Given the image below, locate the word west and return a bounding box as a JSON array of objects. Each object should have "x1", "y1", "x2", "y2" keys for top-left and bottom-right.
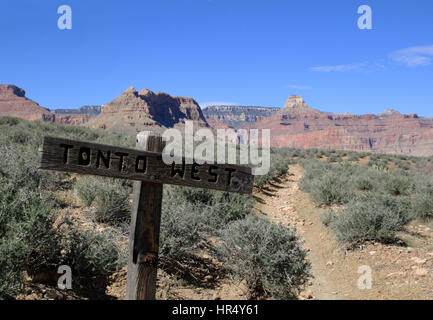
[
  {"x1": 57, "y1": 5, "x2": 72, "y2": 30},
  {"x1": 162, "y1": 121, "x2": 270, "y2": 175},
  {"x1": 39, "y1": 136, "x2": 253, "y2": 194},
  {"x1": 358, "y1": 5, "x2": 372, "y2": 30}
]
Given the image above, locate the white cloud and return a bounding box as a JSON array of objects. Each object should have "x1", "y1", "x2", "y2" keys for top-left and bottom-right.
[
  {"x1": 309, "y1": 63, "x2": 366, "y2": 72},
  {"x1": 286, "y1": 84, "x2": 312, "y2": 90},
  {"x1": 391, "y1": 45, "x2": 433, "y2": 67},
  {"x1": 199, "y1": 102, "x2": 239, "y2": 108}
]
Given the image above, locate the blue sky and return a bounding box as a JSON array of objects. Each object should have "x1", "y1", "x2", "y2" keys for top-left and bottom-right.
[{"x1": 1, "y1": 0, "x2": 432, "y2": 115}]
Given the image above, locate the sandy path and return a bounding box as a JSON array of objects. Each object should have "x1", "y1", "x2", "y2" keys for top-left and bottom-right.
[{"x1": 254, "y1": 165, "x2": 433, "y2": 300}]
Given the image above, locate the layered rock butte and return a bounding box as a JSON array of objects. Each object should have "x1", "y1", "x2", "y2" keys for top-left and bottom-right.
[
  {"x1": 248, "y1": 95, "x2": 433, "y2": 156},
  {"x1": 85, "y1": 87, "x2": 209, "y2": 134},
  {"x1": 0, "y1": 85, "x2": 54, "y2": 121},
  {"x1": 0, "y1": 85, "x2": 208, "y2": 134},
  {"x1": 2, "y1": 84, "x2": 433, "y2": 156}
]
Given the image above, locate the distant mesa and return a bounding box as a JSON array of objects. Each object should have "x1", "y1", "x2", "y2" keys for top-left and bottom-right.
[
  {"x1": 202, "y1": 105, "x2": 280, "y2": 129},
  {"x1": 54, "y1": 105, "x2": 102, "y2": 116},
  {"x1": 2, "y1": 84, "x2": 433, "y2": 156}
]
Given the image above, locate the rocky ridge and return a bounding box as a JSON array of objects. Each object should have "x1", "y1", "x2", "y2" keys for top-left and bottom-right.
[
  {"x1": 85, "y1": 87, "x2": 209, "y2": 134},
  {"x1": 0, "y1": 85, "x2": 54, "y2": 121},
  {"x1": 250, "y1": 95, "x2": 433, "y2": 156},
  {"x1": 202, "y1": 105, "x2": 280, "y2": 129}
]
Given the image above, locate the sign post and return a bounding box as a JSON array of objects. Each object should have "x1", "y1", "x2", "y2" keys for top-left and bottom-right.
[{"x1": 38, "y1": 133, "x2": 254, "y2": 300}]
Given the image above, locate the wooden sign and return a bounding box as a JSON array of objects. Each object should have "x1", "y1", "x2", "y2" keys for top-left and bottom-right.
[
  {"x1": 39, "y1": 136, "x2": 253, "y2": 194},
  {"x1": 38, "y1": 133, "x2": 254, "y2": 300}
]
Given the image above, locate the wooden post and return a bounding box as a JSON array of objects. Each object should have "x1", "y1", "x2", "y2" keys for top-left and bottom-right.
[
  {"x1": 38, "y1": 134, "x2": 254, "y2": 300},
  {"x1": 126, "y1": 132, "x2": 165, "y2": 300}
]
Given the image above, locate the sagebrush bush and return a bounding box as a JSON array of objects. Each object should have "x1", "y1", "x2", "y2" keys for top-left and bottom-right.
[
  {"x1": 319, "y1": 210, "x2": 336, "y2": 227},
  {"x1": 329, "y1": 194, "x2": 411, "y2": 245},
  {"x1": 94, "y1": 180, "x2": 131, "y2": 224},
  {"x1": 165, "y1": 185, "x2": 253, "y2": 232},
  {"x1": 383, "y1": 172, "x2": 411, "y2": 196},
  {"x1": 74, "y1": 178, "x2": 99, "y2": 206},
  {"x1": 219, "y1": 215, "x2": 311, "y2": 299},
  {"x1": 355, "y1": 177, "x2": 374, "y2": 191},
  {"x1": 160, "y1": 194, "x2": 203, "y2": 261},
  {"x1": 0, "y1": 117, "x2": 135, "y2": 298},
  {"x1": 411, "y1": 178, "x2": 433, "y2": 221},
  {"x1": 310, "y1": 172, "x2": 353, "y2": 205},
  {"x1": 74, "y1": 177, "x2": 131, "y2": 224},
  {"x1": 0, "y1": 147, "x2": 64, "y2": 299},
  {"x1": 300, "y1": 161, "x2": 354, "y2": 205},
  {"x1": 59, "y1": 217, "x2": 127, "y2": 276},
  {"x1": 254, "y1": 150, "x2": 290, "y2": 187}
]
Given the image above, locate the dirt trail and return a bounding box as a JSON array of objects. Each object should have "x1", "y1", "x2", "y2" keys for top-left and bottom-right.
[{"x1": 254, "y1": 165, "x2": 433, "y2": 300}]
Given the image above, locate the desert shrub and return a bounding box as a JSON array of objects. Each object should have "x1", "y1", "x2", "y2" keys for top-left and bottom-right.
[
  {"x1": 164, "y1": 185, "x2": 253, "y2": 232},
  {"x1": 411, "y1": 178, "x2": 433, "y2": 221},
  {"x1": 310, "y1": 172, "x2": 353, "y2": 205},
  {"x1": 368, "y1": 159, "x2": 388, "y2": 171},
  {"x1": 59, "y1": 217, "x2": 126, "y2": 276},
  {"x1": 74, "y1": 178, "x2": 99, "y2": 206},
  {"x1": 0, "y1": 116, "x2": 134, "y2": 153},
  {"x1": 300, "y1": 163, "x2": 354, "y2": 206},
  {"x1": 398, "y1": 161, "x2": 411, "y2": 170},
  {"x1": 319, "y1": 210, "x2": 336, "y2": 227},
  {"x1": 355, "y1": 177, "x2": 374, "y2": 191},
  {"x1": 0, "y1": 118, "x2": 135, "y2": 298},
  {"x1": 94, "y1": 180, "x2": 131, "y2": 224},
  {"x1": 174, "y1": 187, "x2": 214, "y2": 204},
  {"x1": 74, "y1": 177, "x2": 131, "y2": 224},
  {"x1": 327, "y1": 155, "x2": 337, "y2": 163},
  {"x1": 255, "y1": 151, "x2": 290, "y2": 188},
  {"x1": 329, "y1": 194, "x2": 411, "y2": 245},
  {"x1": 159, "y1": 197, "x2": 203, "y2": 261},
  {"x1": 348, "y1": 155, "x2": 360, "y2": 162},
  {"x1": 206, "y1": 192, "x2": 253, "y2": 229},
  {"x1": 219, "y1": 215, "x2": 311, "y2": 299},
  {"x1": 0, "y1": 237, "x2": 27, "y2": 299},
  {"x1": 383, "y1": 172, "x2": 411, "y2": 196},
  {"x1": 0, "y1": 187, "x2": 61, "y2": 299}
]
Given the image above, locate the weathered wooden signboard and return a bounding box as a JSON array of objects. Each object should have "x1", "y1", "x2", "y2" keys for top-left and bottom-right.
[
  {"x1": 39, "y1": 136, "x2": 253, "y2": 194},
  {"x1": 38, "y1": 134, "x2": 254, "y2": 300}
]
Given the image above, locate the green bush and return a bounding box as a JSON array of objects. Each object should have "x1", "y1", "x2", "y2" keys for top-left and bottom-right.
[
  {"x1": 0, "y1": 117, "x2": 135, "y2": 298},
  {"x1": 254, "y1": 151, "x2": 290, "y2": 188},
  {"x1": 355, "y1": 177, "x2": 374, "y2": 191},
  {"x1": 59, "y1": 218, "x2": 127, "y2": 277},
  {"x1": 411, "y1": 178, "x2": 433, "y2": 221},
  {"x1": 94, "y1": 180, "x2": 131, "y2": 224},
  {"x1": 219, "y1": 215, "x2": 311, "y2": 299},
  {"x1": 165, "y1": 185, "x2": 253, "y2": 232},
  {"x1": 160, "y1": 195, "x2": 203, "y2": 261},
  {"x1": 327, "y1": 155, "x2": 337, "y2": 163},
  {"x1": 301, "y1": 165, "x2": 354, "y2": 205},
  {"x1": 329, "y1": 194, "x2": 411, "y2": 245},
  {"x1": 383, "y1": 172, "x2": 411, "y2": 196},
  {"x1": 0, "y1": 147, "x2": 63, "y2": 299},
  {"x1": 74, "y1": 178, "x2": 99, "y2": 206},
  {"x1": 74, "y1": 177, "x2": 131, "y2": 224},
  {"x1": 319, "y1": 210, "x2": 336, "y2": 227}
]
